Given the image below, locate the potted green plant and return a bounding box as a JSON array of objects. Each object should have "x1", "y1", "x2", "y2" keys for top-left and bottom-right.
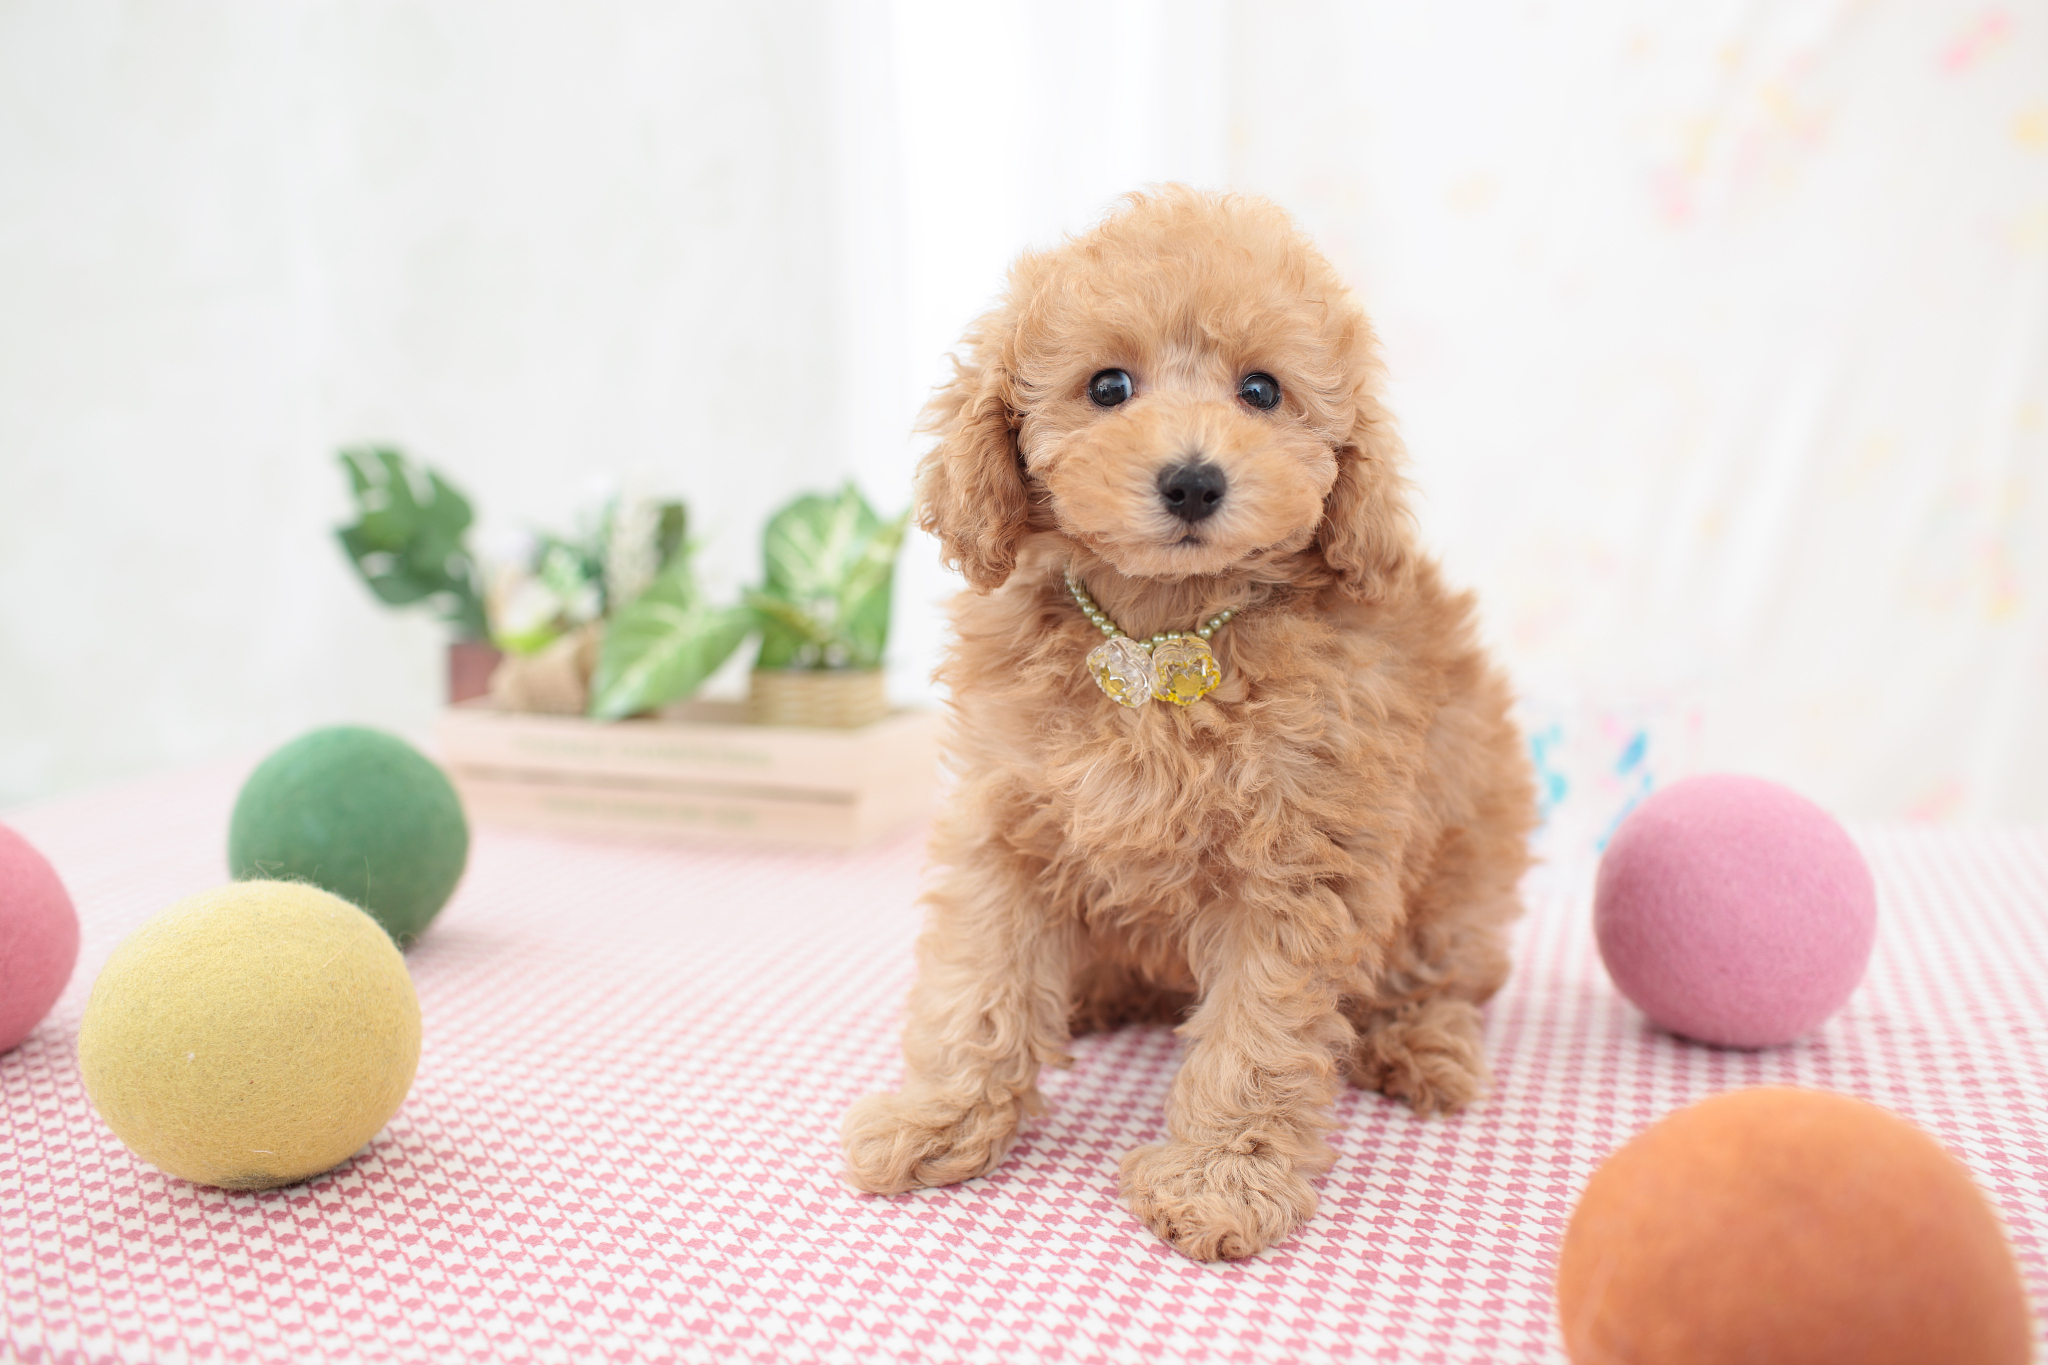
[
  {"x1": 478, "y1": 488, "x2": 691, "y2": 715},
  {"x1": 335, "y1": 447, "x2": 498, "y2": 701}
]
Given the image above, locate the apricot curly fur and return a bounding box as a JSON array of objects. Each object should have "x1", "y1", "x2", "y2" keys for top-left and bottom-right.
[{"x1": 842, "y1": 187, "x2": 1537, "y2": 1262}]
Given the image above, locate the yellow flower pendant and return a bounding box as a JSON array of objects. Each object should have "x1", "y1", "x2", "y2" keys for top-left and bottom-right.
[{"x1": 1150, "y1": 637, "x2": 1221, "y2": 706}]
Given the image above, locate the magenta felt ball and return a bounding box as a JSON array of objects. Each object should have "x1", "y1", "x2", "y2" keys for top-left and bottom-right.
[
  {"x1": 0, "y1": 823, "x2": 80, "y2": 1054},
  {"x1": 1595, "y1": 775, "x2": 1876, "y2": 1048}
]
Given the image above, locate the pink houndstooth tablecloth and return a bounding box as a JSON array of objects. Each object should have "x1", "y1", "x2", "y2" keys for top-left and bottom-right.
[{"x1": 4, "y1": 763, "x2": 2047, "y2": 1364}]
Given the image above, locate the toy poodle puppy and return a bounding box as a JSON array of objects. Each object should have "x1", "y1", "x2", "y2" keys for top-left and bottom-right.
[{"x1": 842, "y1": 186, "x2": 1536, "y2": 1262}]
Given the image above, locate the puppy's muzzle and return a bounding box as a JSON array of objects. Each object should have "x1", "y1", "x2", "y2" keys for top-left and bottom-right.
[{"x1": 1158, "y1": 460, "x2": 1226, "y2": 524}]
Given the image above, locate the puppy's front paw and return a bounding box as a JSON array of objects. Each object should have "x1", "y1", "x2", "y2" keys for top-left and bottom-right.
[
  {"x1": 1119, "y1": 1140, "x2": 1318, "y2": 1261},
  {"x1": 1351, "y1": 997, "x2": 1490, "y2": 1116},
  {"x1": 841, "y1": 1090, "x2": 1022, "y2": 1194}
]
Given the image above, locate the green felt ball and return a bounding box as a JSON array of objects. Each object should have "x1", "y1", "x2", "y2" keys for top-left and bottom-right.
[{"x1": 229, "y1": 726, "x2": 468, "y2": 946}]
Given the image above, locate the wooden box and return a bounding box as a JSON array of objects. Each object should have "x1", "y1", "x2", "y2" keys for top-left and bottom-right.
[{"x1": 434, "y1": 699, "x2": 940, "y2": 850}]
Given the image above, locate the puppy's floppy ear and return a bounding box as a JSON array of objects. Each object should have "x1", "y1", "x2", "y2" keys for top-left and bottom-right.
[
  {"x1": 1317, "y1": 396, "x2": 1416, "y2": 603},
  {"x1": 914, "y1": 325, "x2": 1032, "y2": 592}
]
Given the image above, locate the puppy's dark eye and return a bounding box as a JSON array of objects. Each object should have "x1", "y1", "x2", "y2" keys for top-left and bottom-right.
[
  {"x1": 1238, "y1": 372, "x2": 1281, "y2": 410},
  {"x1": 1088, "y1": 369, "x2": 1134, "y2": 407}
]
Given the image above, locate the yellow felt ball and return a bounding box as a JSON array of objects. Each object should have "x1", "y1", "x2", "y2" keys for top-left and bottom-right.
[{"x1": 78, "y1": 880, "x2": 422, "y2": 1190}]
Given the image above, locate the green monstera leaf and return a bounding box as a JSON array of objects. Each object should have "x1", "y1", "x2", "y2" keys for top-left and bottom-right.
[
  {"x1": 335, "y1": 446, "x2": 489, "y2": 641},
  {"x1": 750, "y1": 484, "x2": 908, "y2": 670},
  {"x1": 586, "y1": 555, "x2": 754, "y2": 720}
]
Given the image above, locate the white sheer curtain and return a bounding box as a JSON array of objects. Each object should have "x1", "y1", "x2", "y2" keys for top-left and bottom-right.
[
  {"x1": 3, "y1": 3, "x2": 859, "y2": 802},
  {"x1": 4, "y1": 0, "x2": 2043, "y2": 831},
  {"x1": 1232, "y1": 1, "x2": 2048, "y2": 833}
]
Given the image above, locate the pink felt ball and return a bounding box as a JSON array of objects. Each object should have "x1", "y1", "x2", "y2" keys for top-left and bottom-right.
[
  {"x1": 0, "y1": 823, "x2": 80, "y2": 1054},
  {"x1": 1594, "y1": 775, "x2": 1876, "y2": 1048}
]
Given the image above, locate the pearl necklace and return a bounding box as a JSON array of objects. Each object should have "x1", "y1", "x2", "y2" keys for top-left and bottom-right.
[{"x1": 1064, "y1": 568, "x2": 1236, "y2": 708}]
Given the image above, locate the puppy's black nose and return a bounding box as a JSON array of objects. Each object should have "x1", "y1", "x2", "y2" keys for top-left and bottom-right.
[{"x1": 1157, "y1": 461, "x2": 1226, "y2": 524}]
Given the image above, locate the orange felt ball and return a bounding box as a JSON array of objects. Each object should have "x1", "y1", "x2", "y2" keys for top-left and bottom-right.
[{"x1": 1557, "y1": 1088, "x2": 2033, "y2": 1365}]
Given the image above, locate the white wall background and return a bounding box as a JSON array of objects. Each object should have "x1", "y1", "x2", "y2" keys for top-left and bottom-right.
[{"x1": 4, "y1": 0, "x2": 2045, "y2": 834}]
